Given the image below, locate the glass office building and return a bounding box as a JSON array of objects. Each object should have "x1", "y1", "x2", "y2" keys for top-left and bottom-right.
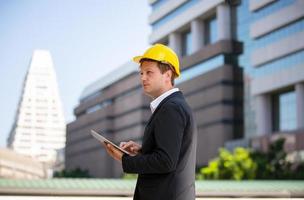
[{"x1": 227, "y1": 0, "x2": 304, "y2": 151}]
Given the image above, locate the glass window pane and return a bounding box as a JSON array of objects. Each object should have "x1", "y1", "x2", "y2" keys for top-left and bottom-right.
[
  {"x1": 182, "y1": 30, "x2": 192, "y2": 56},
  {"x1": 205, "y1": 17, "x2": 217, "y2": 45},
  {"x1": 209, "y1": 17, "x2": 217, "y2": 44},
  {"x1": 278, "y1": 91, "x2": 297, "y2": 131}
]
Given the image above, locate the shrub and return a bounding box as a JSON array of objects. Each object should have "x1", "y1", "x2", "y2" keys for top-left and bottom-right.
[
  {"x1": 199, "y1": 147, "x2": 256, "y2": 180},
  {"x1": 53, "y1": 167, "x2": 91, "y2": 178},
  {"x1": 251, "y1": 138, "x2": 304, "y2": 179},
  {"x1": 198, "y1": 138, "x2": 304, "y2": 180}
]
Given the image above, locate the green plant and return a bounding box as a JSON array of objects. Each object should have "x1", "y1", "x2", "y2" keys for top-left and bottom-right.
[
  {"x1": 251, "y1": 137, "x2": 304, "y2": 179},
  {"x1": 197, "y1": 138, "x2": 304, "y2": 180},
  {"x1": 53, "y1": 167, "x2": 91, "y2": 178},
  {"x1": 122, "y1": 173, "x2": 138, "y2": 179},
  {"x1": 199, "y1": 147, "x2": 256, "y2": 180}
]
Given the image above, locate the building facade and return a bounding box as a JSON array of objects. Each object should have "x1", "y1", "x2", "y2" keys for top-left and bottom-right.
[
  {"x1": 226, "y1": 0, "x2": 304, "y2": 154},
  {"x1": 148, "y1": 0, "x2": 244, "y2": 167},
  {"x1": 7, "y1": 50, "x2": 66, "y2": 171},
  {"x1": 66, "y1": 62, "x2": 151, "y2": 177}
]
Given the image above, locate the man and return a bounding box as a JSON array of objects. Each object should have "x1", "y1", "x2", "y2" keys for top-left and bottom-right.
[{"x1": 103, "y1": 44, "x2": 197, "y2": 200}]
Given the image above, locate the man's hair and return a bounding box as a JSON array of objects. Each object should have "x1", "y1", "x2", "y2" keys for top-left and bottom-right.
[{"x1": 140, "y1": 58, "x2": 176, "y2": 86}]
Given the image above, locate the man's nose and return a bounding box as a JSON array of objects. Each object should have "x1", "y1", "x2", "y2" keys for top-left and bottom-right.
[{"x1": 141, "y1": 73, "x2": 147, "y2": 81}]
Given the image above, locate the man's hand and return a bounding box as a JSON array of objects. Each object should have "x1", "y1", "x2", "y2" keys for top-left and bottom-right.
[
  {"x1": 120, "y1": 141, "x2": 142, "y2": 156},
  {"x1": 102, "y1": 142, "x2": 123, "y2": 162}
]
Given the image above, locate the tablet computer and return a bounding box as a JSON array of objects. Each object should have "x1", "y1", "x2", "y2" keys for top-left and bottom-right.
[{"x1": 90, "y1": 129, "x2": 130, "y2": 155}]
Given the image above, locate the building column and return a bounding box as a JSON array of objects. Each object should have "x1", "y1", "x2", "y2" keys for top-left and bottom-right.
[
  {"x1": 296, "y1": 83, "x2": 304, "y2": 129},
  {"x1": 255, "y1": 94, "x2": 272, "y2": 136},
  {"x1": 217, "y1": 3, "x2": 231, "y2": 40},
  {"x1": 191, "y1": 19, "x2": 205, "y2": 53},
  {"x1": 169, "y1": 32, "x2": 182, "y2": 56}
]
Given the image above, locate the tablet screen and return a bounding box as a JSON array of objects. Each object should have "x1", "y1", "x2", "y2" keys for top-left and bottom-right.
[{"x1": 91, "y1": 129, "x2": 130, "y2": 155}]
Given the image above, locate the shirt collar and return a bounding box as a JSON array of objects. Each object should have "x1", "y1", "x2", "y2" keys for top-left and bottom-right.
[{"x1": 150, "y1": 88, "x2": 179, "y2": 113}]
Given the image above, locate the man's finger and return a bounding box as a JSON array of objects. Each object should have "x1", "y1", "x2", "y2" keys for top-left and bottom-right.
[
  {"x1": 120, "y1": 142, "x2": 127, "y2": 148},
  {"x1": 102, "y1": 142, "x2": 114, "y2": 154},
  {"x1": 122, "y1": 142, "x2": 135, "y2": 149},
  {"x1": 106, "y1": 143, "x2": 114, "y2": 152},
  {"x1": 107, "y1": 143, "x2": 119, "y2": 153}
]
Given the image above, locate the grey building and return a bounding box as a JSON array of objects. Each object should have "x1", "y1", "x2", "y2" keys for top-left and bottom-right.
[
  {"x1": 66, "y1": 62, "x2": 151, "y2": 177},
  {"x1": 66, "y1": 0, "x2": 304, "y2": 178}
]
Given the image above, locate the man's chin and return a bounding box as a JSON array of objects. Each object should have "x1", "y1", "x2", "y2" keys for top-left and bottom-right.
[
  {"x1": 143, "y1": 90, "x2": 154, "y2": 98},
  {"x1": 143, "y1": 90, "x2": 150, "y2": 95}
]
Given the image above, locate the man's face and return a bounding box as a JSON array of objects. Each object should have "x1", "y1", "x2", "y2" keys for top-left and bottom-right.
[{"x1": 139, "y1": 60, "x2": 171, "y2": 98}]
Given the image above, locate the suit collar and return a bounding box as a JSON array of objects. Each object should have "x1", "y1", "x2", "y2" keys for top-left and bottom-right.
[
  {"x1": 150, "y1": 88, "x2": 179, "y2": 113},
  {"x1": 146, "y1": 91, "x2": 182, "y2": 126}
]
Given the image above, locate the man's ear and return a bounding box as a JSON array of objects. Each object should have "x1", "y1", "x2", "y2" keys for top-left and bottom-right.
[{"x1": 165, "y1": 70, "x2": 172, "y2": 80}]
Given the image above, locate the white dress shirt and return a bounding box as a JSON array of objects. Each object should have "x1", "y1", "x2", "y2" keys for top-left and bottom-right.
[{"x1": 150, "y1": 88, "x2": 179, "y2": 113}]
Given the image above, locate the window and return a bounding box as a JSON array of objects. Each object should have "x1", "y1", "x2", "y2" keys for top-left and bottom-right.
[
  {"x1": 86, "y1": 99, "x2": 113, "y2": 114},
  {"x1": 36, "y1": 85, "x2": 47, "y2": 89},
  {"x1": 36, "y1": 113, "x2": 48, "y2": 116},
  {"x1": 175, "y1": 55, "x2": 224, "y2": 84},
  {"x1": 205, "y1": 16, "x2": 217, "y2": 44},
  {"x1": 35, "y1": 126, "x2": 45, "y2": 130},
  {"x1": 37, "y1": 106, "x2": 47, "y2": 109},
  {"x1": 86, "y1": 104, "x2": 102, "y2": 114},
  {"x1": 272, "y1": 90, "x2": 297, "y2": 132},
  {"x1": 182, "y1": 30, "x2": 193, "y2": 56},
  {"x1": 36, "y1": 99, "x2": 48, "y2": 103}
]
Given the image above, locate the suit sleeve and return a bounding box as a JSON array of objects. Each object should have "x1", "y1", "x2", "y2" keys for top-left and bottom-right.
[{"x1": 122, "y1": 103, "x2": 186, "y2": 174}]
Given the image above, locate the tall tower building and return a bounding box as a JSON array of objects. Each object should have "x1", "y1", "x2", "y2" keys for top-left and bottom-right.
[{"x1": 7, "y1": 50, "x2": 66, "y2": 168}]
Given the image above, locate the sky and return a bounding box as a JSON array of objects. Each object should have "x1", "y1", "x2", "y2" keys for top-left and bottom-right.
[{"x1": 0, "y1": 0, "x2": 151, "y2": 147}]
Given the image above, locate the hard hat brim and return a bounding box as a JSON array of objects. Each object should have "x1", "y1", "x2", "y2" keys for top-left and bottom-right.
[
  {"x1": 133, "y1": 56, "x2": 143, "y2": 64},
  {"x1": 133, "y1": 55, "x2": 181, "y2": 77}
]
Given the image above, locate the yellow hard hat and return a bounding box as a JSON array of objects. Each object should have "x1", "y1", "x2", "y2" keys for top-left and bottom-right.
[{"x1": 133, "y1": 43, "x2": 180, "y2": 77}]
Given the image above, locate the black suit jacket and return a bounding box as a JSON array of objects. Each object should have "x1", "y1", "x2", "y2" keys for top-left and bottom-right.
[{"x1": 122, "y1": 91, "x2": 197, "y2": 200}]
